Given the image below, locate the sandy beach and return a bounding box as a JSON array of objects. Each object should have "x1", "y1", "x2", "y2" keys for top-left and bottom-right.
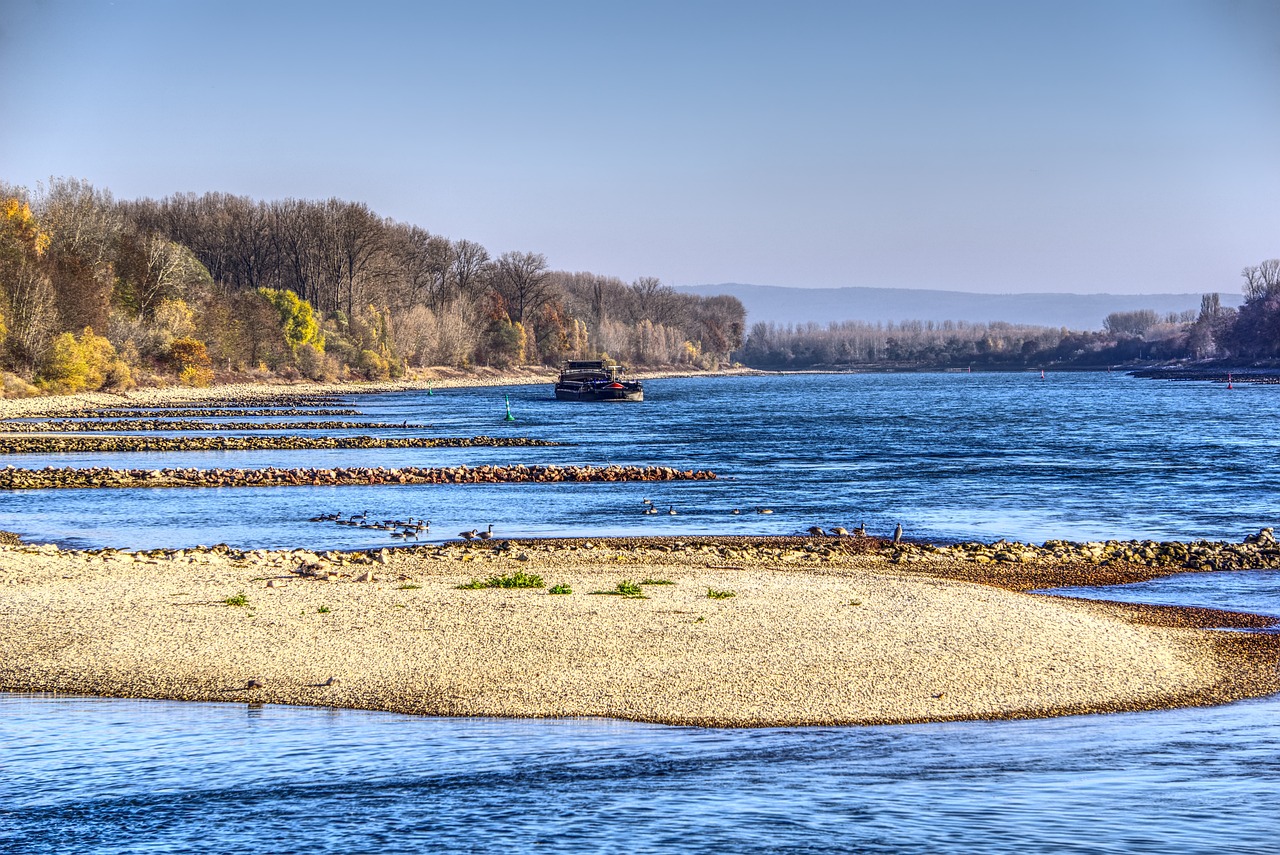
[{"x1": 2, "y1": 537, "x2": 1277, "y2": 727}]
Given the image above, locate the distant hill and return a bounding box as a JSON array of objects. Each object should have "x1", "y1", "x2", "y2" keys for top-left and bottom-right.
[{"x1": 676, "y1": 283, "x2": 1242, "y2": 331}]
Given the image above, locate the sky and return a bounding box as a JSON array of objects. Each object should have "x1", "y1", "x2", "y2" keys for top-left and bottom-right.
[{"x1": 2, "y1": 0, "x2": 1278, "y2": 295}]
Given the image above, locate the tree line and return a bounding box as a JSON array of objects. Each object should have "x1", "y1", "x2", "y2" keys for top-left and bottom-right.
[
  {"x1": 0, "y1": 177, "x2": 746, "y2": 394},
  {"x1": 737, "y1": 261, "x2": 1280, "y2": 371}
]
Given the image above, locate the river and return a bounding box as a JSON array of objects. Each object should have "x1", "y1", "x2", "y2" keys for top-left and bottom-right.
[{"x1": 2, "y1": 372, "x2": 1277, "y2": 852}]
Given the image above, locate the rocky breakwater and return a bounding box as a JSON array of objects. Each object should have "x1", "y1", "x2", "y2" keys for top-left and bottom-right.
[
  {"x1": 69, "y1": 407, "x2": 364, "y2": 417},
  {"x1": 0, "y1": 420, "x2": 421, "y2": 433},
  {"x1": 880, "y1": 529, "x2": 1280, "y2": 591},
  {"x1": 0, "y1": 435, "x2": 560, "y2": 454},
  {"x1": 0, "y1": 464, "x2": 716, "y2": 490}
]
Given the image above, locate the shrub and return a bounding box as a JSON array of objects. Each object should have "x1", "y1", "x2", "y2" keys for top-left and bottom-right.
[
  {"x1": 356, "y1": 348, "x2": 390, "y2": 380},
  {"x1": 297, "y1": 342, "x2": 338, "y2": 381},
  {"x1": 37, "y1": 327, "x2": 118, "y2": 393},
  {"x1": 2, "y1": 372, "x2": 40, "y2": 398},
  {"x1": 169, "y1": 337, "x2": 213, "y2": 387}
]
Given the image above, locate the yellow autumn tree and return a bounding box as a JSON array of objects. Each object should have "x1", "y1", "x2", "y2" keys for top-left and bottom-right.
[{"x1": 37, "y1": 327, "x2": 127, "y2": 393}]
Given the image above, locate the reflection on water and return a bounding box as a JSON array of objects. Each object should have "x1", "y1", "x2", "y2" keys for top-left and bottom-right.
[
  {"x1": 2, "y1": 691, "x2": 1278, "y2": 854},
  {"x1": 3, "y1": 373, "x2": 1280, "y2": 549}
]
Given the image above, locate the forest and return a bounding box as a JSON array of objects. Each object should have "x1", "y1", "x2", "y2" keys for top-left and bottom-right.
[
  {"x1": 1, "y1": 177, "x2": 1276, "y2": 395},
  {"x1": 0, "y1": 178, "x2": 746, "y2": 394},
  {"x1": 737, "y1": 263, "x2": 1280, "y2": 371}
]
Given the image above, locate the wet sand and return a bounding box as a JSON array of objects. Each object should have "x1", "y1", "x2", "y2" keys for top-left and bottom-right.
[{"x1": 2, "y1": 538, "x2": 1277, "y2": 727}]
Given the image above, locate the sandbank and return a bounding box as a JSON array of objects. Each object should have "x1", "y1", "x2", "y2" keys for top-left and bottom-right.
[{"x1": 2, "y1": 538, "x2": 1277, "y2": 727}]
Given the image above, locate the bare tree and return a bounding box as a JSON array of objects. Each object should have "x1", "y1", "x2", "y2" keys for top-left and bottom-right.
[
  {"x1": 492, "y1": 250, "x2": 553, "y2": 324},
  {"x1": 451, "y1": 239, "x2": 491, "y2": 301},
  {"x1": 1242, "y1": 259, "x2": 1280, "y2": 301}
]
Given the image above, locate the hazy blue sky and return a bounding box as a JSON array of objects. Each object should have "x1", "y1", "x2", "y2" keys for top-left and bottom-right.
[{"x1": 2, "y1": 0, "x2": 1277, "y2": 294}]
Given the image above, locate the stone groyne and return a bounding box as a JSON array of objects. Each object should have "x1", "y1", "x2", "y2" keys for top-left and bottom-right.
[
  {"x1": 0, "y1": 420, "x2": 427, "y2": 433},
  {"x1": 0, "y1": 435, "x2": 559, "y2": 454},
  {"x1": 0, "y1": 464, "x2": 716, "y2": 490}
]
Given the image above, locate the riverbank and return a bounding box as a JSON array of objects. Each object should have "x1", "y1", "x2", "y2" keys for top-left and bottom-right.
[
  {"x1": 0, "y1": 365, "x2": 766, "y2": 420},
  {"x1": 2, "y1": 536, "x2": 1276, "y2": 727}
]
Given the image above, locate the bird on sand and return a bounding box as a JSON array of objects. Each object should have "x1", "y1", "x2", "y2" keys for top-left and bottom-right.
[
  {"x1": 459, "y1": 529, "x2": 478, "y2": 541},
  {"x1": 807, "y1": 526, "x2": 826, "y2": 537},
  {"x1": 477, "y1": 524, "x2": 495, "y2": 540},
  {"x1": 830, "y1": 526, "x2": 849, "y2": 536},
  {"x1": 892, "y1": 523, "x2": 903, "y2": 543}
]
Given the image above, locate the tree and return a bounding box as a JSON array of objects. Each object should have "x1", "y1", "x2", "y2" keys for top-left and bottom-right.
[
  {"x1": 492, "y1": 251, "x2": 553, "y2": 325},
  {"x1": 258, "y1": 287, "x2": 324, "y2": 352},
  {"x1": 1103, "y1": 309, "x2": 1160, "y2": 336},
  {"x1": 1242, "y1": 259, "x2": 1280, "y2": 301},
  {"x1": 1, "y1": 195, "x2": 56, "y2": 365},
  {"x1": 34, "y1": 177, "x2": 122, "y2": 334}
]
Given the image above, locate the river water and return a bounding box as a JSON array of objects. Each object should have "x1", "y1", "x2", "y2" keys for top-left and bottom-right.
[
  {"x1": 2, "y1": 372, "x2": 1278, "y2": 549},
  {"x1": 2, "y1": 372, "x2": 1279, "y2": 852}
]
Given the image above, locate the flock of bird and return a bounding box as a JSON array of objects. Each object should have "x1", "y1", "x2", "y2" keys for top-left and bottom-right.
[
  {"x1": 308, "y1": 502, "x2": 899, "y2": 543},
  {"x1": 307, "y1": 511, "x2": 431, "y2": 539},
  {"x1": 639, "y1": 499, "x2": 900, "y2": 540},
  {"x1": 307, "y1": 512, "x2": 500, "y2": 542}
]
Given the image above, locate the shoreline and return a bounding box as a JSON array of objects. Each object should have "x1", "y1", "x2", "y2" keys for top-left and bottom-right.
[
  {"x1": 2, "y1": 536, "x2": 1277, "y2": 728},
  {"x1": 0, "y1": 366, "x2": 767, "y2": 420}
]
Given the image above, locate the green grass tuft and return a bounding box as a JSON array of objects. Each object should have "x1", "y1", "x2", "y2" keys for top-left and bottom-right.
[
  {"x1": 457, "y1": 571, "x2": 545, "y2": 590},
  {"x1": 589, "y1": 579, "x2": 648, "y2": 598},
  {"x1": 224, "y1": 592, "x2": 249, "y2": 607},
  {"x1": 640, "y1": 578, "x2": 675, "y2": 585},
  {"x1": 548, "y1": 583, "x2": 573, "y2": 595},
  {"x1": 706, "y1": 588, "x2": 736, "y2": 599},
  {"x1": 317, "y1": 605, "x2": 331, "y2": 614}
]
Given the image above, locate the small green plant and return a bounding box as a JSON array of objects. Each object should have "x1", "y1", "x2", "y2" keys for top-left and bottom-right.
[
  {"x1": 457, "y1": 571, "x2": 545, "y2": 590},
  {"x1": 317, "y1": 605, "x2": 331, "y2": 614},
  {"x1": 706, "y1": 588, "x2": 736, "y2": 599},
  {"x1": 589, "y1": 580, "x2": 647, "y2": 598},
  {"x1": 224, "y1": 592, "x2": 249, "y2": 607},
  {"x1": 548, "y1": 583, "x2": 573, "y2": 595},
  {"x1": 694, "y1": 616, "x2": 706, "y2": 622},
  {"x1": 640, "y1": 578, "x2": 674, "y2": 586},
  {"x1": 397, "y1": 583, "x2": 421, "y2": 590}
]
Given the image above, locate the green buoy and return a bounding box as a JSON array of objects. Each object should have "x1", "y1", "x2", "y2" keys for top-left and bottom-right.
[{"x1": 504, "y1": 395, "x2": 516, "y2": 422}]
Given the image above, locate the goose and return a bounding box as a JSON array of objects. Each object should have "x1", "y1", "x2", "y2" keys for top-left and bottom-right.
[
  {"x1": 830, "y1": 526, "x2": 849, "y2": 537},
  {"x1": 807, "y1": 526, "x2": 826, "y2": 537},
  {"x1": 731, "y1": 508, "x2": 741, "y2": 515},
  {"x1": 667, "y1": 506, "x2": 677, "y2": 515},
  {"x1": 459, "y1": 529, "x2": 478, "y2": 541},
  {"x1": 756, "y1": 507, "x2": 774, "y2": 515},
  {"x1": 477, "y1": 524, "x2": 495, "y2": 541},
  {"x1": 643, "y1": 505, "x2": 658, "y2": 515},
  {"x1": 892, "y1": 523, "x2": 903, "y2": 543},
  {"x1": 854, "y1": 523, "x2": 867, "y2": 537}
]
